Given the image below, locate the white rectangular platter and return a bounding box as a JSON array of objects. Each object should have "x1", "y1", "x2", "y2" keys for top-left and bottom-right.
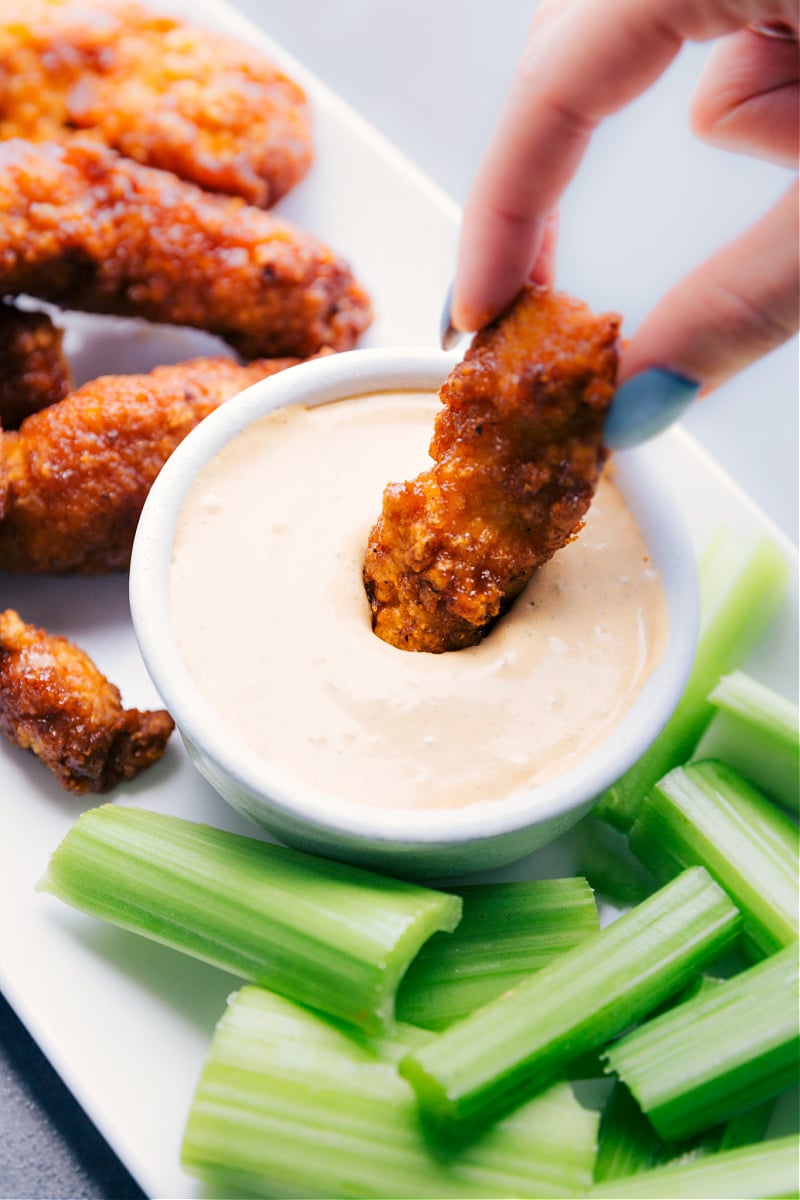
[{"x1": 0, "y1": 2, "x2": 797, "y2": 1197}]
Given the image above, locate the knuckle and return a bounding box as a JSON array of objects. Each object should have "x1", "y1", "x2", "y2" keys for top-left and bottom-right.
[{"x1": 705, "y1": 277, "x2": 799, "y2": 354}]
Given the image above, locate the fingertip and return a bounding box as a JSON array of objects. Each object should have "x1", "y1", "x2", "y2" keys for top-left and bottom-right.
[{"x1": 605, "y1": 368, "x2": 700, "y2": 449}]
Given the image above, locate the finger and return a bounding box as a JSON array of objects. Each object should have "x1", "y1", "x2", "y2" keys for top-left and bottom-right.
[
  {"x1": 620, "y1": 183, "x2": 799, "y2": 391},
  {"x1": 451, "y1": 0, "x2": 794, "y2": 331},
  {"x1": 691, "y1": 27, "x2": 799, "y2": 164}
]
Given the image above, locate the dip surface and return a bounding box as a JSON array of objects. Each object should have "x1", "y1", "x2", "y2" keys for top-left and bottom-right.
[{"x1": 171, "y1": 391, "x2": 669, "y2": 810}]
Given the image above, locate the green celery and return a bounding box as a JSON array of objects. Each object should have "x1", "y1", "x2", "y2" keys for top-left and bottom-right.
[
  {"x1": 594, "y1": 1082, "x2": 660, "y2": 1182},
  {"x1": 594, "y1": 1075, "x2": 777, "y2": 1183},
  {"x1": 588, "y1": 1136, "x2": 799, "y2": 1198},
  {"x1": 662, "y1": 1099, "x2": 779, "y2": 1167},
  {"x1": 396, "y1": 878, "x2": 599, "y2": 1030},
  {"x1": 181, "y1": 985, "x2": 599, "y2": 1199},
  {"x1": 604, "y1": 944, "x2": 800, "y2": 1143},
  {"x1": 398, "y1": 867, "x2": 740, "y2": 1138},
  {"x1": 628, "y1": 760, "x2": 799, "y2": 958},
  {"x1": 37, "y1": 805, "x2": 461, "y2": 1032},
  {"x1": 575, "y1": 817, "x2": 657, "y2": 906},
  {"x1": 716, "y1": 1100, "x2": 778, "y2": 1151},
  {"x1": 596, "y1": 531, "x2": 788, "y2": 831},
  {"x1": 705, "y1": 670, "x2": 799, "y2": 814}
]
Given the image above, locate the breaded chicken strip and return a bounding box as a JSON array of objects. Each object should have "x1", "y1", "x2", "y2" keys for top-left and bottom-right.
[
  {"x1": 0, "y1": 0, "x2": 312, "y2": 207},
  {"x1": 363, "y1": 287, "x2": 621, "y2": 653},
  {"x1": 0, "y1": 304, "x2": 71, "y2": 430},
  {"x1": 0, "y1": 354, "x2": 303, "y2": 574},
  {"x1": 0, "y1": 139, "x2": 372, "y2": 359},
  {"x1": 0, "y1": 608, "x2": 174, "y2": 793}
]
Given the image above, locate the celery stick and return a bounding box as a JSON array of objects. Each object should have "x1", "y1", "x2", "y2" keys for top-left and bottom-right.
[
  {"x1": 628, "y1": 760, "x2": 799, "y2": 958},
  {"x1": 575, "y1": 817, "x2": 657, "y2": 906},
  {"x1": 182, "y1": 985, "x2": 599, "y2": 1199},
  {"x1": 398, "y1": 868, "x2": 740, "y2": 1138},
  {"x1": 588, "y1": 1136, "x2": 799, "y2": 1198},
  {"x1": 37, "y1": 805, "x2": 461, "y2": 1032},
  {"x1": 604, "y1": 944, "x2": 800, "y2": 1143},
  {"x1": 716, "y1": 1100, "x2": 777, "y2": 1151},
  {"x1": 664, "y1": 1098, "x2": 779, "y2": 1167},
  {"x1": 594, "y1": 1082, "x2": 660, "y2": 1182},
  {"x1": 705, "y1": 670, "x2": 800, "y2": 814},
  {"x1": 596, "y1": 1077, "x2": 776, "y2": 1181},
  {"x1": 396, "y1": 879, "x2": 599, "y2": 1030},
  {"x1": 596, "y1": 531, "x2": 789, "y2": 831}
]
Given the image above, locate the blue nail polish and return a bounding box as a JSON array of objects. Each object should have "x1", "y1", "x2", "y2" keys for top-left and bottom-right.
[
  {"x1": 604, "y1": 368, "x2": 700, "y2": 450},
  {"x1": 440, "y1": 282, "x2": 464, "y2": 351}
]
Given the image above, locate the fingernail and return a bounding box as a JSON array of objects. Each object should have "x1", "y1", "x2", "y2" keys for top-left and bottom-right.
[
  {"x1": 440, "y1": 282, "x2": 466, "y2": 350},
  {"x1": 604, "y1": 368, "x2": 700, "y2": 450}
]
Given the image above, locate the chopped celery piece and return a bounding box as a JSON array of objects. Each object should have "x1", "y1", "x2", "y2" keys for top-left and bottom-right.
[
  {"x1": 604, "y1": 944, "x2": 800, "y2": 1143},
  {"x1": 664, "y1": 1099, "x2": 779, "y2": 1166},
  {"x1": 398, "y1": 868, "x2": 740, "y2": 1138},
  {"x1": 181, "y1": 986, "x2": 599, "y2": 1199},
  {"x1": 716, "y1": 1100, "x2": 777, "y2": 1151},
  {"x1": 705, "y1": 670, "x2": 799, "y2": 814},
  {"x1": 596, "y1": 531, "x2": 789, "y2": 830},
  {"x1": 396, "y1": 879, "x2": 599, "y2": 1030},
  {"x1": 575, "y1": 817, "x2": 657, "y2": 906},
  {"x1": 594, "y1": 1082, "x2": 660, "y2": 1182},
  {"x1": 628, "y1": 760, "x2": 799, "y2": 957},
  {"x1": 588, "y1": 1135, "x2": 799, "y2": 1198},
  {"x1": 594, "y1": 1078, "x2": 777, "y2": 1183},
  {"x1": 37, "y1": 805, "x2": 461, "y2": 1032}
]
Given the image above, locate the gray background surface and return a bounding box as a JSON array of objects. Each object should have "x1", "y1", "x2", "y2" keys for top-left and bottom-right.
[{"x1": 1, "y1": 2, "x2": 797, "y2": 1198}]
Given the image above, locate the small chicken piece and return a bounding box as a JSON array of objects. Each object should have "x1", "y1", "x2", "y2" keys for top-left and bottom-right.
[
  {"x1": 0, "y1": 138, "x2": 372, "y2": 359},
  {"x1": 0, "y1": 608, "x2": 174, "y2": 793},
  {"x1": 0, "y1": 304, "x2": 71, "y2": 430},
  {"x1": 0, "y1": 0, "x2": 312, "y2": 207},
  {"x1": 0, "y1": 353, "x2": 304, "y2": 573},
  {"x1": 363, "y1": 286, "x2": 621, "y2": 653}
]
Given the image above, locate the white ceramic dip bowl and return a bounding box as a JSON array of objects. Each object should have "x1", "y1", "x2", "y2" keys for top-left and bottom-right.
[{"x1": 130, "y1": 347, "x2": 699, "y2": 877}]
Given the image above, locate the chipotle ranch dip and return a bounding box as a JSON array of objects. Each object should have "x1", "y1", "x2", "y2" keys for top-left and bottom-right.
[{"x1": 170, "y1": 391, "x2": 669, "y2": 811}]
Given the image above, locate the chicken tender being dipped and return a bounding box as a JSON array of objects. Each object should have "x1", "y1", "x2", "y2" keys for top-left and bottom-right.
[
  {"x1": 0, "y1": 139, "x2": 372, "y2": 359},
  {"x1": 0, "y1": 304, "x2": 71, "y2": 430},
  {"x1": 363, "y1": 286, "x2": 621, "y2": 653},
  {"x1": 0, "y1": 353, "x2": 306, "y2": 573},
  {"x1": 0, "y1": 0, "x2": 312, "y2": 207},
  {"x1": 0, "y1": 609, "x2": 174, "y2": 793}
]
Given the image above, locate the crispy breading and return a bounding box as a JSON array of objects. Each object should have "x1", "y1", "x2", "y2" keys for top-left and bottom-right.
[
  {"x1": 0, "y1": 354, "x2": 304, "y2": 573},
  {"x1": 0, "y1": 608, "x2": 174, "y2": 793},
  {"x1": 0, "y1": 0, "x2": 312, "y2": 206},
  {"x1": 0, "y1": 138, "x2": 372, "y2": 359},
  {"x1": 0, "y1": 304, "x2": 71, "y2": 430},
  {"x1": 363, "y1": 286, "x2": 621, "y2": 653}
]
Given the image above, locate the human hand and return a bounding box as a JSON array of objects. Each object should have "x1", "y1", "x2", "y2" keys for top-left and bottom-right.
[{"x1": 446, "y1": 0, "x2": 799, "y2": 397}]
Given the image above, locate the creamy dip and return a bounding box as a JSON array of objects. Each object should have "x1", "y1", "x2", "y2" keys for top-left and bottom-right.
[{"x1": 171, "y1": 391, "x2": 669, "y2": 810}]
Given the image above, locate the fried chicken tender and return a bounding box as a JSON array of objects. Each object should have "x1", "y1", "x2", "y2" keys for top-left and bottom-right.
[
  {"x1": 363, "y1": 286, "x2": 621, "y2": 653},
  {"x1": 0, "y1": 304, "x2": 71, "y2": 430},
  {"x1": 0, "y1": 608, "x2": 174, "y2": 793},
  {"x1": 0, "y1": 0, "x2": 312, "y2": 207},
  {"x1": 0, "y1": 139, "x2": 372, "y2": 359},
  {"x1": 0, "y1": 354, "x2": 304, "y2": 574}
]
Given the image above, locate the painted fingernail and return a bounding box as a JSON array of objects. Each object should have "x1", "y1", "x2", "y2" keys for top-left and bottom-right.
[
  {"x1": 604, "y1": 368, "x2": 700, "y2": 450},
  {"x1": 440, "y1": 282, "x2": 466, "y2": 350}
]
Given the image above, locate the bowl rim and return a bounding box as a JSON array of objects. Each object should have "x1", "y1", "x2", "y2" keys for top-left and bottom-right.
[{"x1": 130, "y1": 346, "x2": 699, "y2": 847}]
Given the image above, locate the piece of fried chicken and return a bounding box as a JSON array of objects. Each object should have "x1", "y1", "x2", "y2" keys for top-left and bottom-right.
[
  {"x1": 363, "y1": 286, "x2": 621, "y2": 653},
  {"x1": 0, "y1": 354, "x2": 304, "y2": 573},
  {"x1": 0, "y1": 608, "x2": 174, "y2": 793},
  {"x1": 0, "y1": 304, "x2": 71, "y2": 430},
  {"x1": 0, "y1": 0, "x2": 312, "y2": 207},
  {"x1": 0, "y1": 139, "x2": 372, "y2": 359}
]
